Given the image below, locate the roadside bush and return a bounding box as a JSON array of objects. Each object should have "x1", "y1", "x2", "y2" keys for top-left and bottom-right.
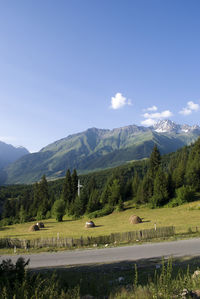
[
  {"x1": 110, "y1": 258, "x2": 200, "y2": 299},
  {"x1": 0, "y1": 258, "x2": 80, "y2": 299},
  {"x1": 0, "y1": 257, "x2": 29, "y2": 292}
]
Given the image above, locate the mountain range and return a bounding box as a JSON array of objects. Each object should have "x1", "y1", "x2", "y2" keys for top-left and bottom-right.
[
  {"x1": 1, "y1": 120, "x2": 200, "y2": 185},
  {"x1": 0, "y1": 141, "x2": 29, "y2": 170}
]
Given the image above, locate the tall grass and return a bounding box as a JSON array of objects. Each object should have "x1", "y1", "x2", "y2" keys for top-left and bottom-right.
[
  {"x1": 110, "y1": 258, "x2": 200, "y2": 299},
  {"x1": 1, "y1": 257, "x2": 200, "y2": 298}
]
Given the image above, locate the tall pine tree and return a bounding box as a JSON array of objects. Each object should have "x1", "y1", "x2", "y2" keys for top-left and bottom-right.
[
  {"x1": 62, "y1": 169, "x2": 72, "y2": 212},
  {"x1": 149, "y1": 145, "x2": 161, "y2": 178},
  {"x1": 151, "y1": 167, "x2": 169, "y2": 207},
  {"x1": 38, "y1": 175, "x2": 49, "y2": 217},
  {"x1": 71, "y1": 169, "x2": 78, "y2": 200},
  {"x1": 185, "y1": 138, "x2": 200, "y2": 190}
]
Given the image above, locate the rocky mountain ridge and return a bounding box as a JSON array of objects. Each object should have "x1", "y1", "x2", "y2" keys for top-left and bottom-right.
[
  {"x1": 152, "y1": 119, "x2": 200, "y2": 133},
  {"x1": 1, "y1": 120, "x2": 200, "y2": 184}
]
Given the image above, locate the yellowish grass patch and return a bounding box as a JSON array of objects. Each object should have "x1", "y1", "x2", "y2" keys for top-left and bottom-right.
[{"x1": 1, "y1": 201, "x2": 200, "y2": 240}]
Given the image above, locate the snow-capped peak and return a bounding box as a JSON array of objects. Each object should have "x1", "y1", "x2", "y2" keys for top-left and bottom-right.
[
  {"x1": 153, "y1": 120, "x2": 178, "y2": 133},
  {"x1": 153, "y1": 120, "x2": 200, "y2": 134}
]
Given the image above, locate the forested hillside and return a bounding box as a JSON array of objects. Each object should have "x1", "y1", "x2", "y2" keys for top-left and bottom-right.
[
  {"x1": 2, "y1": 120, "x2": 200, "y2": 184},
  {"x1": 0, "y1": 137, "x2": 200, "y2": 225}
]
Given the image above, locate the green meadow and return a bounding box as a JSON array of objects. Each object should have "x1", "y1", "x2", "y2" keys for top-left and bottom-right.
[{"x1": 1, "y1": 200, "x2": 200, "y2": 241}]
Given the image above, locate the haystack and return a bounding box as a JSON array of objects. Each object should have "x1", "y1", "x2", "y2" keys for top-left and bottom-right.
[
  {"x1": 129, "y1": 215, "x2": 142, "y2": 224},
  {"x1": 37, "y1": 222, "x2": 45, "y2": 228},
  {"x1": 85, "y1": 221, "x2": 95, "y2": 228},
  {"x1": 29, "y1": 224, "x2": 40, "y2": 231}
]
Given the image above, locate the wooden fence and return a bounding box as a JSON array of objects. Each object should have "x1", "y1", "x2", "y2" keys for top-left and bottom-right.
[{"x1": 0, "y1": 226, "x2": 175, "y2": 249}]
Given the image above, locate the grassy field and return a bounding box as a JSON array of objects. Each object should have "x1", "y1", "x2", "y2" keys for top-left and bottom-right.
[{"x1": 1, "y1": 200, "x2": 200, "y2": 241}]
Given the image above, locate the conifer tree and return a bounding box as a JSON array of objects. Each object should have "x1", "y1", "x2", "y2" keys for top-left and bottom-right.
[
  {"x1": 108, "y1": 179, "x2": 121, "y2": 207},
  {"x1": 71, "y1": 169, "x2": 78, "y2": 200},
  {"x1": 141, "y1": 174, "x2": 154, "y2": 203},
  {"x1": 149, "y1": 145, "x2": 161, "y2": 178},
  {"x1": 135, "y1": 181, "x2": 143, "y2": 204},
  {"x1": 87, "y1": 177, "x2": 97, "y2": 194},
  {"x1": 32, "y1": 182, "x2": 40, "y2": 216},
  {"x1": 100, "y1": 177, "x2": 113, "y2": 205},
  {"x1": 19, "y1": 205, "x2": 26, "y2": 223},
  {"x1": 151, "y1": 167, "x2": 169, "y2": 206},
  {"x1": 86, "y1": 189, "x2": 100, "y2": 213},
  {"x1": 185, "y1": 138, "x2": 200, "y2": 190},
  {"x1": 70, "y1": 195, "x2": 84, "y2": 218},
  {"x1": 132, "y1": 171, "x2": 140, "y2": 198},
  {"x1": 38, "y1": 175, "x2": 49, "y2": 217},
  {"x1": 62, "y1": 169, "x2": 72, "y2": 210},
  {"x1": 2, "y1": 199, "x2": 12, "y2": 218},
  {"x1": 141, "y1": 145, "x2": 161, "y2": 202},
  {"x1": 166, "y1": 173, "x2": 175, "y2": 199},
  {"x1": 172, "y1": 147, "x2": 188, "y2": 188}
]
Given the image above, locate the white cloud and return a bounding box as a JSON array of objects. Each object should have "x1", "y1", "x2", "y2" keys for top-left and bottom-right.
[
  {"x1": 179, "y1": 108, "x2": 192, "y2": 116},
  {"x1": 145, "y1": 105, "x2": 158, "y2": 112},
  {"x1": 141, "y1": 118, "x2": 157, "y2": 126},
  {"x1": 143, "y1": 110, "x2": 173, "y2": 119},
  {"x1": 141, "y1": 108, "x2": 173, "y2": 127},
  {"x1": 179, "y1": 101, "x2": 199, "y2": 115},
  {"x1": 110, "y1": 93, "x2": 132, "y2": 110},
  {"x1": 188, "y1": 101, "x2": 199, "y2": 111}
]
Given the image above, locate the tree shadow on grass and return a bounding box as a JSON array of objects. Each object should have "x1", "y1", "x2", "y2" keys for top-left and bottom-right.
[
  {"x1": 141, "y1": 220, "x2": 151, "y2": 223},
  {"x1": 123, "y1": 206, "x2": 134, "y2": 211},
  {"x1": 0, "y1": 226, "x2": 11, "y2": 231},
  {"x1": 47, "y1": 219, "x2": 75, "y2": 224}
]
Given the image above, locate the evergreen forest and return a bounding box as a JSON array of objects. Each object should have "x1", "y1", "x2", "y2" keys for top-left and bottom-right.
[{"x1": 1, "y1": 137, "x2": 200, "y2": 226}]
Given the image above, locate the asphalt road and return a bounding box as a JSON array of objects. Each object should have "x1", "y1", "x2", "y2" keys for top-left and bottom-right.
[{"x1": 1, "y1": 238, "x2": 200, "y2": 269}]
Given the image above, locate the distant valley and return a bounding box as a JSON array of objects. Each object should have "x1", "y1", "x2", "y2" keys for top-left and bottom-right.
[{"x1": 1, "y1": 120, "x2": 200, "y2": 185}]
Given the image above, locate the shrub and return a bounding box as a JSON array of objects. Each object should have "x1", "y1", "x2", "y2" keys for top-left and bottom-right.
[
  {"x1": 0, "y1": 217, "x2": 17, "y2": 227},
  {"x1": 115, "y1": 198, "x2": 124, "y2": 212},
  {"x1": 0, "y1": 258, "x2": 80, "y2": 298},
  {"x1": 88, "y1": 204, "x2": 114, "y2": 218},
  {"x1": 52, "y1": 199, "x2": 66, "y2": 222},
  {"x1": 46, "y1": 210, "x2": 51, "y2": 219},
  {"x1": 176, "y1": 185, "x2": 195, "y2": 203},
  {"x1": 168, "y1": 197, "x2": 183, "y2": 207}
]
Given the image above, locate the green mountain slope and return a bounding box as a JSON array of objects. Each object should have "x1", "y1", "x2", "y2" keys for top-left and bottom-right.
[{"x1": 1, "y1": 123, "x2": 200, "y2": 184}]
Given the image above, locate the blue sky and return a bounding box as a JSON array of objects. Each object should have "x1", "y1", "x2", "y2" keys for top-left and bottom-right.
[{"x1": 1, "y1": 0, "x2": 200, "y2": 152}]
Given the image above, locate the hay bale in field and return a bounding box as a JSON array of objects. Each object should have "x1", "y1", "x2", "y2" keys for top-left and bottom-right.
[
  {"x1": 36, "y1": 222, "x2": 45, "y2": 228},
  {"x1": 129, "y1": 215, "x2": 142, "y2": 224},
  {"x1": 29, "y1": 224, "x2": 40, "y2": 232},
  {"x1": 85, "y1": 221, "x2": 95, "y2": 228}
]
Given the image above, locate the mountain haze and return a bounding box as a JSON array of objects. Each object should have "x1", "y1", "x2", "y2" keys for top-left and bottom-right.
[
  {"x1": 0, "y1": 141, "x2": 29, "y2": 169},
  {"x1": 1, "y1": 120, "x2": 200, "y2": 184}
]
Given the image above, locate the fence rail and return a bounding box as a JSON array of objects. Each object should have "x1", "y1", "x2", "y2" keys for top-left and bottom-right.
[{"x1": 0, "y1": 226, "x2": 175, "y2": 249}]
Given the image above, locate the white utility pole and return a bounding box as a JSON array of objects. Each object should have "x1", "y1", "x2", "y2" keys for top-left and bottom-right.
[{"x1": 78, "y1": 179, "x2": 83, "y2": 197}]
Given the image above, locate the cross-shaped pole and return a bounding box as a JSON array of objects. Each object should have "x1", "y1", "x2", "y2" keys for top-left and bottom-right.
[{"x1": 78, "y1": 179, "x2": 83, "y2": 197}]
